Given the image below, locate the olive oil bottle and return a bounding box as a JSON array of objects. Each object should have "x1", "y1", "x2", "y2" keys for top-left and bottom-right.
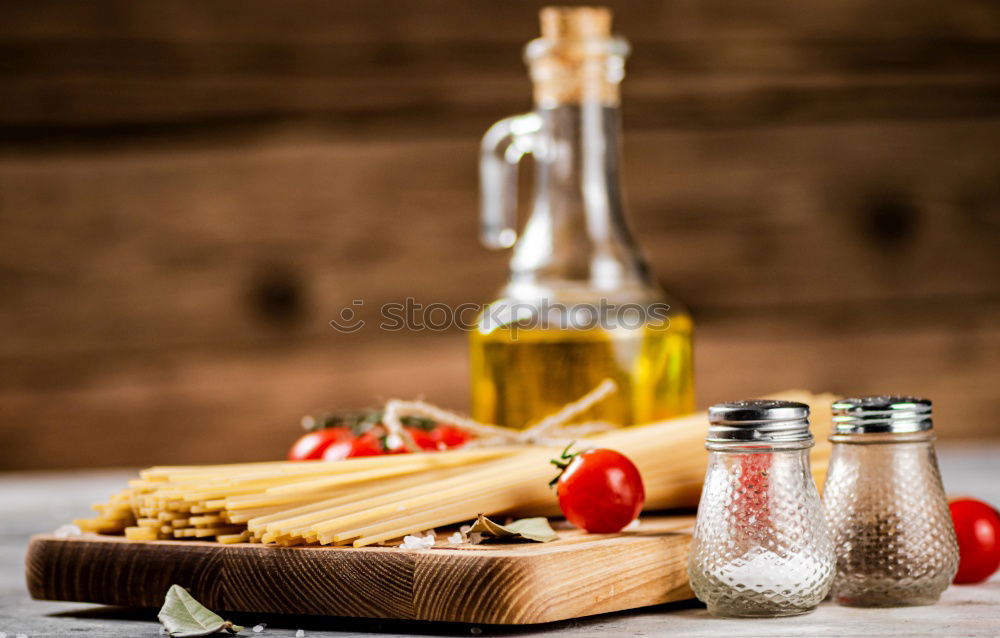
[{"x1": 471, "y1": 7, "x2": 694, "y2": 429}]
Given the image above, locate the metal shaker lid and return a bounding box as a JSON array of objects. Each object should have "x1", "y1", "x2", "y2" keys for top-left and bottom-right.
[
  {"x1": 831, "y1": 396, "x2": 932, "y2": 434},
  {"x1": 707, "y1": 400, "x2": 812, "y2": 443}
]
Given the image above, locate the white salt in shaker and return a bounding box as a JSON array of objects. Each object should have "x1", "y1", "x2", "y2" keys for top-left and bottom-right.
[
  {"x1": 823, "y1": 396, "x2": 958, "y2": 606},
  {"x1": 688, "y1": 400, "x2": 835, "y2": 617}
]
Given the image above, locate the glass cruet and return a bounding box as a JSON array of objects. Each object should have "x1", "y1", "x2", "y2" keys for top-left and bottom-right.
[{"x1": 470, "y1": 6, "x2": 694, "y2": 430}]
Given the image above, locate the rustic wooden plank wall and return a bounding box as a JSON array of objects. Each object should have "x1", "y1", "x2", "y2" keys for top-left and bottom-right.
[{"x1": 1, "y1": 0, "x2": 998, "y2": 469}]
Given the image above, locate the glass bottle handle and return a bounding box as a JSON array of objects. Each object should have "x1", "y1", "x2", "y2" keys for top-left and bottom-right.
[{"x1": 479, "y1": 112, "x2": 543, "y2": 249}]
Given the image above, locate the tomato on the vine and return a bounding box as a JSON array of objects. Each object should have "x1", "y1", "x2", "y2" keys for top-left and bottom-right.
[
  {"x1": 950, "y1": 497, "x2": 1000, "y2": 584},
  {"x1": 551, "y1": 447, "x2": 645, "y2": 533},
  {"x1": 287, "y1": 426, "x2": 353, "y2": 461},
  {"x1": 398, "y1": 425, "x2": 473, "y2": 452},
  {"x1": 289, "y1": 410, "x2": 476, "y2": 461}
]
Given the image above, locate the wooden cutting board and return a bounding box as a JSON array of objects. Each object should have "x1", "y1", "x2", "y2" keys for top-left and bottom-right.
[{"x1": 26, "y1": 515, "x2": 694, "y2": 625}]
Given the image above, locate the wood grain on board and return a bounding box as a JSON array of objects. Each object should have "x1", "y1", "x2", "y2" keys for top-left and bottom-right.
[
  {"x1": 1, "y1": 0, "x2": 999, "y2": 469},
  {"x1": 26, "y1": 517, "x2": 695, "y2": 624}
]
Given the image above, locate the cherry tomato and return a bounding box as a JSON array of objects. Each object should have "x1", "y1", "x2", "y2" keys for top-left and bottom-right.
[
  {"x1": 287, "y1": 426, "x2": 352, "y2": 461},
  {"x1": 346, "y1": 432, "x2": 389, "y2": 458},
  {"x1": 950, "y1": 498, "x2": 1000, "y2": 584},
  {"x1": 553, "y1": 448, "x2": 645, "y2": 533},
  {"x1": 431, "y1": 425, "x2": 473, "y2": 449},
  {"x1": 320, "y1": 438, "x2": 355, "y2": 461},
  {"x1": 405, "y1": 426, "x2": 438, "y2": 451},
  {"x1": 322, "y1": 431, "x2": 405, "y2": 460}
]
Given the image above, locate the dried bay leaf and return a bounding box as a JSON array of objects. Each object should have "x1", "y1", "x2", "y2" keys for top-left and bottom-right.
[
  {"x1": 158, "y1": 584, "x2": 243, "y2": 637},
  {"x1": 468, "y1": 513, "x2": 558, "y2": 543}
]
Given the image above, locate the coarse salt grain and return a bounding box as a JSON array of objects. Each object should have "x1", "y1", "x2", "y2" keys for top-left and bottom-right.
[
  {"x1": 400, "y1": 536, "x2": 420, "y2": 549},
  {"x1": 467, "y1": 532, "x2": 484, "y2": 545},
  {"x1": 252, "y1": 623, "x2": 266, "y2": 632},
  {"x1": 295, "y1": 630, "x2": 305, "y2": 638},
  {"x1": 400, "y1": 534, "x2": 435, "y2": 550},
  {"x1": 623, "y1": 518, "x2": 640, "y2": 531},
  {"x1": 53, "y1": 524, "x2": 82, "y2": 539},
  {"x1": 448, "y1": 531, "x2": 463, "y2": 544}
]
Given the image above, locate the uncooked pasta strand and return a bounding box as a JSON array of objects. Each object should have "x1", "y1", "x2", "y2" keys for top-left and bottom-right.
[{"x1": 73, "y1": 389, "x2": 834, "y2": 545}]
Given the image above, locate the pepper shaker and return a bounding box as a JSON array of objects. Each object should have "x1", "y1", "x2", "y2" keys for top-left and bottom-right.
[
  {"x1": 823, "y1": 396, "x2": 959, "y2": 606},
  {"x1": 688, "y1": 400, "x2": 835, "y2": 617}
]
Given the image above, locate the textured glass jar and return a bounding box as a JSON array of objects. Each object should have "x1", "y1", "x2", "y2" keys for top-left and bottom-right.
[
  {"x1": 823, "y1": 396, "x2": 959, "y2": 607},
  {"x1": 689, "y1": 400, "x2": 835, "y2": 617}
]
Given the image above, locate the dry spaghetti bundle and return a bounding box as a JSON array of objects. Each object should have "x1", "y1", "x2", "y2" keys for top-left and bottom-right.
[{"x1": 75, "y1": 389, "x2": 836, "y2": 547}]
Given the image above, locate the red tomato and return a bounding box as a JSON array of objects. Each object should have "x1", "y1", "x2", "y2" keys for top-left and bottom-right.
[
  {"x1": 320, "y1": 438, "x2": 354, "y2": 461},
  {"x1": 554, "y1": 448, "x2": 645, "y2": 533},
  {"x1": 404, "y1": 426, "x2": 438, "y2": 451},
  {"x1": 346, "y1": 432, "x2": 388, "y2": 458},
  {"x1": 287, "y1": 427, "x2": 352, "y2": 461},
  {"x1": 323, "y1": 431, "x2": 404, "y2": 460},
  {"x1": 950, "y1": 498, "x2": 1000, "y2": 584},
  {"x1": 431, "y1": 425, "x2": 473, "y2": 449}
]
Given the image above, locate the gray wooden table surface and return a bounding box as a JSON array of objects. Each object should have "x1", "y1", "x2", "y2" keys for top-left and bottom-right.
[{"x1": 2, "y1": 443, "x2": 999, "y2": 638}]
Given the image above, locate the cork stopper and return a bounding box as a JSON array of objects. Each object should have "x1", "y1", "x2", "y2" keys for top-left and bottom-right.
[
  {"x1": 539, "y1": 6, "x2": 612, "y2": 41},
  {"x1": 527, "y1": 6, "x2": 627, "y2": 106}
]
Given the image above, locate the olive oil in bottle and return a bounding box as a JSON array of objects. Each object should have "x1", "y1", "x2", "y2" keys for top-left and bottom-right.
[
  {"x1": 470, "y1": 7, "x2": 695, "y2": 428},
  {"x1": 471, "y1": 315, "x2": 694, "y2": 429}
]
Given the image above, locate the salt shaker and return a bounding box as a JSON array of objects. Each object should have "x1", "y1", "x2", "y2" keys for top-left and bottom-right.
[
  {"x1": 688, "y1": 400, "x2": 835, "y2": 617},
  {"x1": 823, "y1": 396, "x2": 959, "y2": 607}
]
